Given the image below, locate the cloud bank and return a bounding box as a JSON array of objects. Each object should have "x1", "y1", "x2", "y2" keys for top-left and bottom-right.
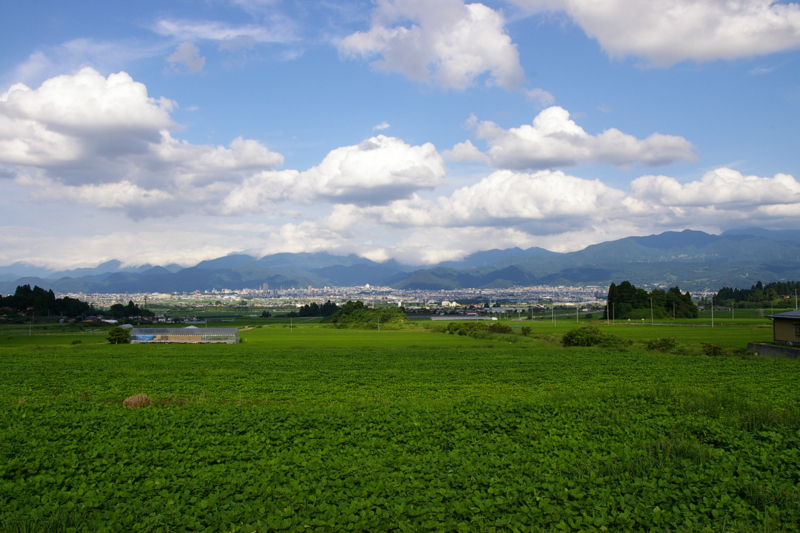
[
  {"x1": 510, "y1": 0, "x2": 800, "y2": 66},
  {"x1": 462, "y1": 107, "x2": 696, "y2": 170},
  {"x1": 0, "y1": 69, "x2": 447, "y2": 219},
  {"x1": 2, "y1": 69, "x2": 799, "y2": 268}
]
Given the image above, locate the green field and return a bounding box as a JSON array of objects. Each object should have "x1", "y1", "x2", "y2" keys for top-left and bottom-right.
[{"x1": 1, "y1": 321, "x2": 798, "y2": 532}]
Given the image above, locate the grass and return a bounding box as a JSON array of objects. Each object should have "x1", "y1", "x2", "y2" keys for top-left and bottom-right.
[
  {"x1": 0, "y1": 312, "x2": 776, "y2": 350},
  {"x1": 0, "y1": 319, "x2": 795, "y2": 531}
]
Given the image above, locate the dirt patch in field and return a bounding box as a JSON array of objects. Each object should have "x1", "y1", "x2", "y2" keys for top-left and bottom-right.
[{"x1": 122, "y1": 394, "x2": 151, "y2": 409}]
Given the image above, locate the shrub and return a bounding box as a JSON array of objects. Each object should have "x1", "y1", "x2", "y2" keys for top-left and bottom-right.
[
  {"x1": 562, "y1": 326, "x2": 627, "y2": 348},
  {"x1": 584, "y1": 314, "x2": 593, "y2": 319},
  {"x1": 562, "y1": 326, "x2": 607, "y2": 347},
  {"x1": 122, "y1": 394, "x2": 150, "y2": 409},
  {"x1": 443, "y1": 321, "x2": 524, "y2": 341},
  {"x1": 645, "y1": 338, "x2": 677, "y2": 352},
  {"x1": 71, "y1": 339, "x2": 82, "y2": 345},
  {"x1": 702, "y1": 343, "x2": 725, "y2": 356},
  {"x1": 520, "y1": 326, "x2": 532, "y2": 336},
  {"x1": 487, "y1": 323, "x2": 513, "y2": 334},
  {"x1": 445, "y1": 322, "x2": 488, "y2": 336}
]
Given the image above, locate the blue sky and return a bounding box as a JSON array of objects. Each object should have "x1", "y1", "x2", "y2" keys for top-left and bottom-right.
[{"x1": 1, "y1": 0, "x2": 799, "y2": 269}]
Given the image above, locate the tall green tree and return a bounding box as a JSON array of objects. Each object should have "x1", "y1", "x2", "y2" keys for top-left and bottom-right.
[
  {"x1": 107, "y1": 327, "x2": 130, "y2": 344},
  {"x1": 604, "y1": 282, "x2": 697, "y2": 320}
]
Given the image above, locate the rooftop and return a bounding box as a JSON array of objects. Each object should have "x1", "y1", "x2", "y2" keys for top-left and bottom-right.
[{"x1": 766, "y1": 310, "x2": 800, "y2": 319}]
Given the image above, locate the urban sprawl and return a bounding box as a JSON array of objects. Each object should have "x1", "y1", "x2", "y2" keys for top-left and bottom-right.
[{"x1": 55, "y1": 284, "x2": 715, "y2": 323}]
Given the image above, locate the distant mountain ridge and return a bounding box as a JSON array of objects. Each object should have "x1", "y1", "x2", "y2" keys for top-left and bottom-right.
[{"x1": 2, "y1": 228, "x2": 800, "y2": 294}]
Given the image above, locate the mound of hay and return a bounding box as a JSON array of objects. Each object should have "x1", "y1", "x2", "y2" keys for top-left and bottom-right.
[{"x1": 122, "y1": 394, "x2": 151, "y2": 409}]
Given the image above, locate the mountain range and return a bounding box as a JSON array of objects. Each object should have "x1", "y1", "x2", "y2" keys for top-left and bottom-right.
[{"x1": 3, "y1": 228, "x2": 800, "y2": 294}]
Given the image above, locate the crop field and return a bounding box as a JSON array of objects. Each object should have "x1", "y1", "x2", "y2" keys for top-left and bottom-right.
[{"x1": 1, "y1": 322, "x2": 799, "y2": 532}]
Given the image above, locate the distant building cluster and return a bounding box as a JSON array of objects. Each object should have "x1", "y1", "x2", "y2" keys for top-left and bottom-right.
[{"x1": 54, "y1": 283, "x2": 612, "y2": 320}]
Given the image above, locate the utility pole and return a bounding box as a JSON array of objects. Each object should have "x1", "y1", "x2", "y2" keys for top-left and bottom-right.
[
  {"x1": 378, "y1": 315, "x2": 380, "y2": 331},
  {"x1": 576, "y1": 306, "x2": 579, "y2": 323},
  {"x1": 290, "y1": 316, "x2": 293, "y2": 333},
  {"x1": 606, "y1": 304, "x2": 609, "y2": 326},
  {"x1": 30, "y1": 311, "x2": 33, "y2": 335},
  {"x1": 673, "y1": 302, "x2": 676, "y2": 319},
  {"x1": 612, "y1": 303, "x2": 615, "y2": 325},
  {"x1": 711, "y1": 295, "x2": 714, "y2": 328},
  {"x1": 650, "y1": 298, "x2": 654, "y2": 325}
]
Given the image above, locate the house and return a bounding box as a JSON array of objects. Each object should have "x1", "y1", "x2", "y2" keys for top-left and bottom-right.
[{"x1": 766, "y1": 310, "x2": 800, "y2": 346}]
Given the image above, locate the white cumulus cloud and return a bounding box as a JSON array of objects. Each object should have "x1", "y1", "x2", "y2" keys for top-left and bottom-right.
[
  {"x1": 321, "y1": 166, "x2": 800, "y2": 260},
  {"x1": 339, "y1": 0, "x2": 525, "y2": 89},
  {"x1": 361, "y1": 169, "x2": 629, "y2": 230},
  {"x1": 0, "y1": 68, "x2": 284, "y2": 217},
  {"x1": 471, "y1": 106, "x2": 696, "y2": 170},
  {"x1": 510, "y1": 0, "x2": 800, "y2": 66},
  {"x1": 221, "y1": 135, "x2": 446, "y2": 213},
  {"x1": 631, "y1": 167, "x2": 800, "y2": 207}
]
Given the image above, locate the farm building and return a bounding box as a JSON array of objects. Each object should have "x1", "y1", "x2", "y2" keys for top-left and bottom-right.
[
  {"x1": 430, "y1": 316, "x2": 498, "y2": 321},
  {"x1": 130, "y1": 327, "x2": 239, "y2": 344},
  {"x1": 766, "y1": 310, "x2": 800, "y2": 346}
]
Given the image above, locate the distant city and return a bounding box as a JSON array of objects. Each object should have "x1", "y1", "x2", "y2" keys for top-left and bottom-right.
[{"x1": 60, "y1": 283, "x2": 711, "y2": 314}]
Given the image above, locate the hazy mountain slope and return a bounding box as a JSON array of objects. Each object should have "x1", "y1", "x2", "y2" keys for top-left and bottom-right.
[
  {"x1": 723, "y1": 228, "x2": 800, "y2": 244},
  {"x1": 311, "y1": 264, "x2": 405, "y2": 287},
  {"x1": 4, "y1": 228, "x2": 800, "y2": 294},
  {"x1": 194, "y1": 255, "x2": 257, "y2": 270},
  {"x1": 256, "y1": 252, "x2": 411, "y2": 270},
  {"x1": 437, "y1": 247, "x2": 558, "y2": 269},
  {"x1": 387, "y1": 231, "x2": 800, "y2": 290}
]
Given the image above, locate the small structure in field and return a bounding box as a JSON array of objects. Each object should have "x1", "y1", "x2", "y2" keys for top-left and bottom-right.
[
  {"x1": 130, "y1": 327, "x2": 239, "y2": 344},
  {"x1": 431, "y1": 316, "x2": 498, "y2": 321},
  {"x1": 766, "y1": 310, "x2": 800, "y2": 345}
]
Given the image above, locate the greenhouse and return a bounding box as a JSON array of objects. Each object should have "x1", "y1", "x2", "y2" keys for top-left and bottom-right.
[{"x1": 129, "y1": 327, "x2": 239, "y2": 344}]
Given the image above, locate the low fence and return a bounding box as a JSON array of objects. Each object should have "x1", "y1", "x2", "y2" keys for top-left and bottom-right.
[{"x1": 747, "y1": 343, "x2": 800, "y2": 360}]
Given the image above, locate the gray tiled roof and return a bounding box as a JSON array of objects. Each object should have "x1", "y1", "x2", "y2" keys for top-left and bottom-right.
[{"x1": 766, "y1": 310, "x2": 800, "y2": 319}]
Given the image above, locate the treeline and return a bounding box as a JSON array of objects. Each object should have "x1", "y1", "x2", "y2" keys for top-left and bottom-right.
[
  {"x1": 298, "y1": 301, "x2": 339, "y2": 317},
  {"x1": 284, "y1": 301, "x2": 340, "y2": 318},
  {"x1": 322, "y1": 300, "x2": 406, "y2": 328},
  {"x1": 604, "y1": 281, "x2": 698, "y2": 320},
  {"x1": 0, "y1": 285, "x2": 94, "y2": 318},
  {"x1": 714, "y1": 281, "x2": 799, "y2": 307},
  {"x1": 107, "y1": 301, "x2": 154, "y2": 319}
]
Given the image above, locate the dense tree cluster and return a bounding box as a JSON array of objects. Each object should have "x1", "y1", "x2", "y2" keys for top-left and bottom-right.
[
  {"x1": 714, "y1": 281, "x2": 799, "y2": 307},
  {"x1": 322, "y1": 300, "x2": 406, "y2": 328},
  {"x1": 604, "y1": 281, "x2": 697, "y2": 320},
  {"x1": 107, "y1": 301, "x2": 154, "y2": 319},
  {"x1": 298, "y1": 301, "x2": 340, "y2": 317},
  {"x1": 0, "y1": 285, "x2": 94, "y2": 318}
]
